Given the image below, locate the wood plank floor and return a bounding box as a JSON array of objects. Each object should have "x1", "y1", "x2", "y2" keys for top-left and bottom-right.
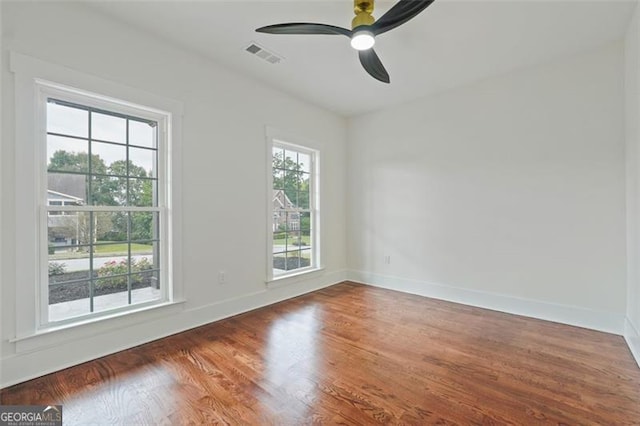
[{"x1": 2, "y1": 281, "x2": 640, "y2": 424}]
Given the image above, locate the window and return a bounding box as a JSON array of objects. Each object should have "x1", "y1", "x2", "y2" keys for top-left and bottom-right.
[
  {"x1": 39, "y1": 84, "x2": 170, "y2": 326},
  {"x1": 269, "y1": 139, "x2": 320, "y2": 280},
  {"x1": 11, "y1": 52, "x2": 183, "y2": 349}
]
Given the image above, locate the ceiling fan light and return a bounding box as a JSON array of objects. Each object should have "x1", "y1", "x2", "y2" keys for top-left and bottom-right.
[{"x1": 350, "y1": 30, "x2": 375, "y2": 50}]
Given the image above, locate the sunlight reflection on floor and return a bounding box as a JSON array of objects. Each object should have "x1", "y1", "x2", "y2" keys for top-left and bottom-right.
[{"x1": 260, "y1": 304, "x2": 323, "y2": 421}]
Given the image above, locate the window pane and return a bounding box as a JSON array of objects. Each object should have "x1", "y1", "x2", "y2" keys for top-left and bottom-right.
[
  {"x1": 131, "y1": 247, "x2": 159, "y2": 287},
  {"x1": 91, "y1": 112, "x2": 126, "y2": 143},
  {"x1": 91, "y1": 212, "x2": 120, "y2": 245},
  {"x1": 93, "y1": 251, "x2": 128, "y2": 275},
  {"x1": 273, "y1": 198, "x2": 287, "y2": 215},
  {"x1": 49, "y1": 281, "x2": 91, "y2": 322},
  {"x1": 300, "y1": 212, "x2": 311, "y2": 231},
  {"x1": 273, "y1": 254, "x2": 286, "y2": 274},
  {"x1": 93, "y1": 254, "x2": 129, "y2": 313},
  {"x1": 95, "y1": 211, "x2": 127, "y2": 243},
  {"x1": 278, "y1": 190, "x2": 296, "y2": 210},
  {"x1": 47, "y1": 135, "x2": 89, "y2": 173},
  {"x1": 103, "y1": 212, "x2": 128, "y2": 242},
  {"x1": 286, "y1": 250, "x2": 310, "y2": 272},
  {"x1": 132, "y1": 271, "x2": 161, "y2": 304},
  {"x1": 284, "y1": 170, "x2": 299, "y2": 204},
  {"x1": 299, "y1": 249, "x2": 312, "y2": 267},
  {"x1": 129, "y1": 178, "x2": 155, "y2": 207},
  {"x1": 48, "y1": 252, "x2": 91, "y2": 283},
  {"x1": 298, "y1": 152, "x2": 311, "y2": 173},
  {"x1": 289, "y1": 191, "x2": 299, "y2": 210},
  {"x1": 273, "y1": 231, "x2": 286, "y2": 254},
  {"x1": 129, "y1": 147, "x2": 155, "y2": 178},
  {"x1": 301, "y1": 172, "x2": 310, "y2": 185},
  {"x1": 284, "y1": 150, "x2": 297, "y2": 169},
  {"x1": 48, "y1": 211, "x2": 89, "y2": 248},
  {"x1": 281, "y1": 211, "x2": 289, "y2": 233},
  {"x1": 287, "y1": 230, "x2": 301, "y2": 248},
  {"x1": 131, "y1": 212, "x2": 158, "y2": 241},
  {"x1": 297, "y1": 191, "x2": 309, "y2": 210},
  {"x1": 93, "y1": 277, "x2": 129, "y2": 313},
  {"x1": 273, "y1": 169, "x2": 285, "y2": 191},
  {"x1": 129, "y1": 120, "x2": 156, "y2": 148},
  {"x1": 47, "y1": 102, "x2": 88, "y2": 138},
  {"x1": 90, "y1": 176, "x2": 123, "y2": 206},
  {"x1": 287, "y1": 211, "x2": 301, "y2": 232},
  {"x1": 273, "y1": 211, "x2": 285, "y2": 234},
  {"x1": 92, "y1": 141, "x2": 126, "y2": 173},
  {"x1": 47, "y1": 173, "x2": 88, "y2": 205},
  {"x1": 130, "y1": 241, "x2": 156, "y2": 260},
  {"x1": 285, "y1": 252, "x2": 300, "y2": 271},
  {"x1": 272, "y1": 147, "x2": 284, "y2": 169}
]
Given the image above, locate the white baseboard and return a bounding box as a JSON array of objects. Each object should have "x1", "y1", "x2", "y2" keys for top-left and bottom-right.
[
  {"x1": 1, "y1": 269, "x2": 347, "y2": 389},
  {"x1": 624, "y1": 317, "x2": 640, "y2": 368},
  {"x1": 348, "y1": 270, "x2": 625, "y2": 335}
]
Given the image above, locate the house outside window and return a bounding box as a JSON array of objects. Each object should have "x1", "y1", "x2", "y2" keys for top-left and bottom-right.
[{"x1": 269, "y1": 139, "x2": 320, "y2": 279}]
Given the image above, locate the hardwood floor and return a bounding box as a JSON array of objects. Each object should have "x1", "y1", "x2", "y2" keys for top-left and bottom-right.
[{"x1": 2, "y1": 281, "x2": 640, "y2": 424}]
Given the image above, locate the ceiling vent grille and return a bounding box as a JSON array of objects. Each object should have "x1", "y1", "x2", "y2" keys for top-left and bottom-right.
[{"x1": 245, "y1": 42, "x2": 283, "y2": 64}]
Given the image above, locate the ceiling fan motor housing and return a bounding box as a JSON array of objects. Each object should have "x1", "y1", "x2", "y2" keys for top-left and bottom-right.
[{"x1": 352, "y1": 0, "x2": 375, "y2": 29}]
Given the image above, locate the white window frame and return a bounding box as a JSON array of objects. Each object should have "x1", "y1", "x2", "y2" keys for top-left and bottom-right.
[
  {"x1": 10, "y1": 52, "x2": 184, "y2": 351},
  {"x1": 37, "y1": 83, "x2": 170, "y2": 328},
  {"x1": 266, "y1": 129, "x2": 321, "y2": 283}
]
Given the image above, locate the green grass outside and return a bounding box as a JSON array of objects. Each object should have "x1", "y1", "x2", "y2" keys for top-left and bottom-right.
[
  {"x1": 94, "y1": 242, "x2": 153, "y2": 254},
  {"x1": 273, "y1": 235, "x2": 311, "y2": 246},
  {"x1": 50, "y1": 242, "x2": 153, "y2": 260}
]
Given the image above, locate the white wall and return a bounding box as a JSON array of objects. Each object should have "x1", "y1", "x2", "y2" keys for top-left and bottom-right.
[
  {"x1": 0, "y1": 2, "x2": 347, "y2": 387},
  {"x1": 1, "y1": 1, "x2": 636, "y2": 388},
  {"x1": 348, "y1": 42, "x2": 627, "y2": 333},
  {"x1": 625, "y1": 1, "x2": 640, "y2": 367},
  {"x1": 0, "y1": 0, "x2": 4, "y2": 391}
]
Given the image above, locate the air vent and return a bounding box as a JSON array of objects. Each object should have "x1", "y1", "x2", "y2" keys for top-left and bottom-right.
[{"x1": 245, "y1": 42, "x2": 283, "y2": 64}]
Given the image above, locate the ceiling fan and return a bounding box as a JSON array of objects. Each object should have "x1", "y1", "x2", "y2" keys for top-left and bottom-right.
[{"x1": 256, "y1": 0, "x2": 435, "y2": 84}]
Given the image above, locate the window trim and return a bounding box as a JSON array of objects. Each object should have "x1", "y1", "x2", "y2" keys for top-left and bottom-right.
[
  {"x1": 36, "y1": 82, "x2": 171, "y2": 328},
  {"x1": 265, "y1": 127, "x2": 321, "y2": 283},
  {"x1": 10, "y1": 52, "x2": 184, "y2": 351}
]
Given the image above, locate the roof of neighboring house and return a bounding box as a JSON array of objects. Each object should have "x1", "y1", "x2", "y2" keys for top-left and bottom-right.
[
  {"x1": 48, "y1": 173, "x2": 86, "y2": 201},
  {"x1": 273, "y1": 189, "x2": 296, "y2": 210},
  {"x1": 47, "y1": 190, "x2": 84, "y2": 203}
]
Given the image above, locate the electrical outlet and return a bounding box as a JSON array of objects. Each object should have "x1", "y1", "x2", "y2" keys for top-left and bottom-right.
[
  {"x1": 218, "y1": 271, "x2": 226, "y2": 284},
  {"x1": 384, "y1": 255, "x2": 391, "y2": 265}
]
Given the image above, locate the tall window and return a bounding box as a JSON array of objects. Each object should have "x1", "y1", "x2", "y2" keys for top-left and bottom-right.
[
  {"x1": 42, "y1": 86, "x2": 170, "y2": 325},
  {"x1": 270, "y1": 140, "x2": 319, "y2": 279}
]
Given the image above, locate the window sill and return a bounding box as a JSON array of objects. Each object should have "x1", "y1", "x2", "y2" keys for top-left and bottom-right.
[
  {"x1": 266, "y1": 266, "x2": 325, "y2": 289},
  {"x1": 11, "y1": 299, "x2": 186, "y2": 353}
]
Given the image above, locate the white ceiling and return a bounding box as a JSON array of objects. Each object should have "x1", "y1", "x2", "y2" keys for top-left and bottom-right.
[{"x1": 89, "y1": 0, "x2": 635, "y2": 117}]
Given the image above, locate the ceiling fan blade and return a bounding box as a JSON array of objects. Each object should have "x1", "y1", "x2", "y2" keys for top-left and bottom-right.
[
  {"x1": 372, "y1": 0, "x2": 435, "y2": 36},
  {"x1": 359, "y1": 49, "x2": 390, "y2": 83},
  {"x1": 256, "y1": 23, "x2": 352, "y2": 37}
]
